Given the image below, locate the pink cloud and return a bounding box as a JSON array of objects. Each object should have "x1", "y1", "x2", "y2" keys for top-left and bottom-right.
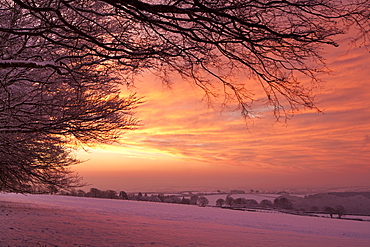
[{"x1": 80, "y1": 38, "x2": 370, "y2": 190}]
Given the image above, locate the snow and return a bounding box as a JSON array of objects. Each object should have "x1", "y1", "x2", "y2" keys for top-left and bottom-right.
[{"x1": 1, "y1": 193, "x2": 370, "y2": 246}]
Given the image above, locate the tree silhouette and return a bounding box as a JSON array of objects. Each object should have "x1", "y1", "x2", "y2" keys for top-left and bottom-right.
[
  {"x1": 335, "y1": 205, "x2": 346, "y2": 219},
  {"x1": 274, "y1": 197, "x2": 293, "y2": 210},
  {"x1": 225, "y1": 196, "x2": 234, "y2": 207},
  {"x1": 88, "y1": 188, "x2": 103, "y2": 198},
  {"x1": 216, "y1": 198, "x2": 225, "y2": 207},
  {"x1": 1, "y1": 0, "x2": 369, "y2": 192},
  {"x1": 0, "y1": 1, "x2": 141, "y2": 192},
  {"x1": 259, "y1": 199, "x2": 273, "y2": 209},
  {"x1": 197, "y1": 196, "x2": 209, "y2": 207},
  {"x1": 324, "y1": 206, "x2": 336, "y2": 218},
  {"x1": 2, "y1": 1, "x2": 369, "y2": 118}
]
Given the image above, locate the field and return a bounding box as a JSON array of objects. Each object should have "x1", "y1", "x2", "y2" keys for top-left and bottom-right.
[{"x1": 1, "y1": 193, "x2": 370, "y2": 246}]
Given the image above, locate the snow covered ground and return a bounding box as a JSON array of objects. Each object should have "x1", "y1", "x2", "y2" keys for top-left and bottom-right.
[{"x1": 1, "y1": 193, "x2": 370, "y2": 246}]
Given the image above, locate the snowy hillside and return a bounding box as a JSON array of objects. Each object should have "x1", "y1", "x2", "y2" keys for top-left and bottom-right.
[{"x1": 1, "y1": 193, "x2": 370, "y2": 246}]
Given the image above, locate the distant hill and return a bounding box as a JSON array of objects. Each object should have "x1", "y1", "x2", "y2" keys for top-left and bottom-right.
[
  {"x1": 280, "y1": 192, "x2": 370, "y2": 215},
  {"x1": 327, "y1": 192, "x2": 370, "y2": 199}
]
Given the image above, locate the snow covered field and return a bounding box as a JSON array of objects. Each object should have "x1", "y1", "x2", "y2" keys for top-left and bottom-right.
[{"x1": 1, "y1": 193, "x2": 370, "y2": 246}]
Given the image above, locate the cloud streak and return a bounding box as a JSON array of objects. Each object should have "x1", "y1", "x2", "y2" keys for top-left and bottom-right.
[{"x1": 79, "y1": 43, "x2": 370, "y2": 191}]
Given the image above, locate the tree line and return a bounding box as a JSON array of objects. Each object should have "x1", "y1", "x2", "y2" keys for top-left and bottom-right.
[
  {"x1": 64, "y1": 188, "x2": 294, "y2": 211},
  {"x1": 215, "y1": 195, "x2": 293, "y2": 210},
  {"x1": 62, "y1": 188, "x2": 210, "y2": 207},
  {"x1": 59, "y1": 188, "x2": 348, "y2": 218},
  {"x1": 216, "y1": 195, "x2": 347, "y2": 219},
  {"x1": 62, "y1": 188, "x2": 293, "y2": 210}
]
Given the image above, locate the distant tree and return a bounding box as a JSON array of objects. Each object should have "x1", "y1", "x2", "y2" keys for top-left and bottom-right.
[
  {"x1": 234, "y1": 198, "x2": 246, "y2": 205},
  {"x1": 119, "y1": 191, "x2": 128, "y2": 200},
  {"x1": 140, "y1": 193, "x2": 149, "y2": 201},
  {"x1": 259, "y1": 199, "x2": 273, "y2": 208},
  {"x1": 250, "y1": 189, "x2": 254, "y2": 194},
  {"x1": 127, "y1": 193, "x2": 137, "y2": 200},
  {"x1": 140, "y1": 195, "x2": 149, "y2": 201},
  {"x1": 274, "y1": 197, "x2": 294, "y2": 210},
  {"x1": 104, "y1": 190, "x2": 118, "y2": 199},
  {"x1": 324, "y1": 206, "x2": 336, "y2": 218},
  {"x1": 190, "y1": 195, "x2": 199, "y2": 205},
  {"x1": 225, "y1": 196, "x2": 235, "y2": 207},
  {"x1": 245, "y1": 199, "x2": 258, "y2": 208},
  {"x1": 181, "y1": 197, "x2": 191, "y2": 204},
  {"x1": 137, "y1": 192, "x2": 143, "y2": 201},
  {"x1": 63, "y1": 189, "x2": 76, "y2": 196},
  {"x1": 197, "y1": 196, "x2": 209, "y2": 207},
  {"x1": 88, "y1": 188, "x2": 102, "y2": 198},
  {"x1": 157, "y1": 193, "x2": 165, "y2": 202},
  {"x1": 76, "y1": 189, "x2": 86, "y2": 197},
  {"x1": 336, "y1": 205, "x2": 346, "y2": 219},
  {"x1": 164, "y1": 195, "x2": 181, "y2": 204},
  {"x1": 216, "y1": 198, "x2": 225, "y2": 207},
  {"x1": 149, "y1": 195, "x2": 161, "y2": 202}
]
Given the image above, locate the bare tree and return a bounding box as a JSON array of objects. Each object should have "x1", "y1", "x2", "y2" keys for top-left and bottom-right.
[
  {"x1": 190, "y1": 195, "x2": 199, "y2": 205},
  {"x1": 335, "y1": 205, "x2": 346, "y2": 219},
  {"x1": 225, "y1": 195, "x2": 234, "y2": 207},
  {"x1": 197, "y1": 196, "x2": 209, "y2": 207},
  {"x1": 0, "y1": 2, "x2": 140, "y2": 192},
  {"x1": 259, "y1": 199, "x2": 273, "y2": 209},
  {"x1": 274, "y1": 197, "x2": 294, "y2": 210},
  {"x1": 324, "y1": 206, "x2": 336, "y2": 218},
  {"x1": 0, "y1": 132, "x2": 83, "y2": 192},
  {"x1": 87, "y1": 188, "x2": 103, "y2": 198},
  {"x1": 2, "y1": 0, "x2": 369, "y2": 117},
  {"x1": 1, "y1": 0, "x2": 369, "y2": 191},
  {"x1": 216, "y1": 198, "x2": 225, "y2": 207}
]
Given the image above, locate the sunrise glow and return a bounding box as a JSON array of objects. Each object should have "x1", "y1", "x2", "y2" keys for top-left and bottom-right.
[{"x1": 74, "y1": 44, "x2": 370, "y2": 193}]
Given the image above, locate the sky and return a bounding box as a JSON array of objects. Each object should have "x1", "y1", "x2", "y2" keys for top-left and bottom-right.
[{"x1": 75, "y1": 39, "x2": 370, "y2": 193}]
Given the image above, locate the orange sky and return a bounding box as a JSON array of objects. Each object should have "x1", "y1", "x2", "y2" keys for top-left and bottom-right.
[{"x1": 75, "y1": 42, "x2": 370, "y2": 193}]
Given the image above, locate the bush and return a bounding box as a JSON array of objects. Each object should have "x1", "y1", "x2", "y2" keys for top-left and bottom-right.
[
  {"x1": 274, "y1": 197, "x2": 293, "y2": 210},
  {"x1": 149, "y1": 195, "x2": 161, "y2": 202},
  {"x1": 225, "y1": 196, "x2": 234, "y2": 207},
  {"x1": 336, "y1": 205, "x2": 346, "y2": 219},
  {"x1": 324, "y1": 206, "x2": 336, "y2": 218},
  {"x1": 245, "y1": 199, "x2": 258, "y2": 207},
  {"x1": 259, "y1": 199, "x2": 273, "y2": 208},
  {"x1": 197, "y1": 196, "x2": 209, "y2": 207},
  {"x1": 164, "y1": 196, "x2": 181, "y2": 203},
  {"x1": 190, "y1": 195, "x2": 199, "y2": 205},
  {"x1": 216, "y1": 198, "x2": 225, "y2": 207},
  {"x1": 181, "y1": 197, "x2": 191, "y2": 204}
]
